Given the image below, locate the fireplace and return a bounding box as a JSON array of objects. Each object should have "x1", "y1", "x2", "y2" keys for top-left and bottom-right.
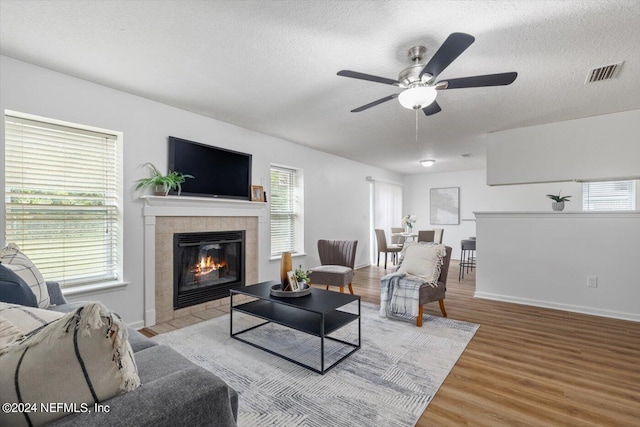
[{"x1": 173, "y1": 230, "x2": 245, "y2": 309}]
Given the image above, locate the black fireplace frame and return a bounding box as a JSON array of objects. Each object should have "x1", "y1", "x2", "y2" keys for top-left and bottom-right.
[{"x1": 173, "y1": 230, "x2": 246, "y2": 309}]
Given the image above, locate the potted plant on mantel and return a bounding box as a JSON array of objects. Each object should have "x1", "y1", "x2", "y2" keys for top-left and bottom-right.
[
  {"x1": 135, "y1": 163, "x2": 194, "y2": 196},
  {"x1": 546, "y1": 192, "x2": 572, "y2": 211}
]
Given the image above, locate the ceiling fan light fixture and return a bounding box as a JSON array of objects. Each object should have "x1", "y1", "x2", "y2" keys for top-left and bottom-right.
[
  {"x1": 420, "y1": 159, "x2": 436, "y2": 167},
  {"x1": 398, "y1": 86, "x2": 437, "y2": 109}
]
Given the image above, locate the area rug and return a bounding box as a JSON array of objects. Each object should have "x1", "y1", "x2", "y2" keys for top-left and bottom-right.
[{"x1": 153, "y1": 302, "x2": 478, "y2": 427}]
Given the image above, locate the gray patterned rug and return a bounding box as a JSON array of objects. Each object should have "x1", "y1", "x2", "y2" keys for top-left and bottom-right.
[{"x1": 153, "y1": 302, "x2": 478, "y2": 427}]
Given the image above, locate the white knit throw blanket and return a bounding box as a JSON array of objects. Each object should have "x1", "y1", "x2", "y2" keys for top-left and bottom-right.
[{"x1": 379, "y1": 272, "x2": 425, "y2": 319}]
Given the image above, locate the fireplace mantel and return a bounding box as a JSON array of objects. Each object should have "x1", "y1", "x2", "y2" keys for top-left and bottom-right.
[
  {"x1": 142, "y1": 195, "x2": 267, "y2": 326},
  {"x1": 141, "y1": 195, "x2": 268, "y2": 219}
]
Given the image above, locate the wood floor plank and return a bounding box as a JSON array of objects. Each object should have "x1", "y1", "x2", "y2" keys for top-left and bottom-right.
[{"x1": 352, "y1": 261, "x2": 640, "y2": 426}]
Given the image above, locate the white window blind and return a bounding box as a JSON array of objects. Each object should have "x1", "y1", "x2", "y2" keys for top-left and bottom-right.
[
  {"x1": 270, "y1": 166, "x2": 298, "y2": 257},
  {"x1": 4, "y1": 114, "x2": 122, "y2": 287},
  {"x1": 582, "y1": 180, "x2": 636, "y2": 211}
]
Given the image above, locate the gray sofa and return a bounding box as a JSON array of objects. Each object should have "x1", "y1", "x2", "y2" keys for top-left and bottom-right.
[{"x1": 45, "y1": 282, "x2": 238, "y2": 427}]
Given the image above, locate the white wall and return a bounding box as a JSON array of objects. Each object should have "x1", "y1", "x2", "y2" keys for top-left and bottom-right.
[
  {"x1": 475, "y1": 212, "x2": 640, "y2": 321},
  {"x1": 0, "y1": 56, "x2": 401, "y2": 326},
  {"x1": 404, "y1": 169, "x2": 587, "y2": 259},
  {"x1": 486, "y1": 109, "x2": 640, "y2": 185}
]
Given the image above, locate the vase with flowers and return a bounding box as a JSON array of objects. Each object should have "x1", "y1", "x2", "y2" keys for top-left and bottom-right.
[{"x1": 402, "y1": 214, "x2": 417, "y2": 233}]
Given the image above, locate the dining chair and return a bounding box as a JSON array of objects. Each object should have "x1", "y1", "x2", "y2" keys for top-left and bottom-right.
[
  {"x1": 374, "y1": 229, "x2": 401, "y2": 269},
  {"x1": 417, "y1": 230, "x2": 435, "y2": 243},
  {"x1": 390, "y1": 227, "x2": 405, "y2": 246},
  {"x1": 433, "y1": 228, "x2": 444, "y2": 244}
]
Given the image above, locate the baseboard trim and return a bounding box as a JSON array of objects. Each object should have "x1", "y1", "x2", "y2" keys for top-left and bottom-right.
[
  {"x1": 128, "y1": 320, "x2": 145, "y2": 330},
  {"x1": 474, "y1": 291, "x2": 640, "y2": 322}
]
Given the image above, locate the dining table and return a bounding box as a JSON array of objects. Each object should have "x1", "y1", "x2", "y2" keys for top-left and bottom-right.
[{"x1": 391, "y1": 232, "x2": 418, "y2": 242}]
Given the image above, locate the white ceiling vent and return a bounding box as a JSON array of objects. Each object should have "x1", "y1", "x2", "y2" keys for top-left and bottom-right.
[{"x1": 586, "y1": 62, "x2": 623, "y2": 83}]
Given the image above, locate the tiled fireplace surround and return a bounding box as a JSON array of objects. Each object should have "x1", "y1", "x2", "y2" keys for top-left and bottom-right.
[{"x1": 142, "y1": 196, "x2": 267, "y2": 326}]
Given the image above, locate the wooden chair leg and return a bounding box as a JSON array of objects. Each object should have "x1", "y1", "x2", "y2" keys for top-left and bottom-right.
[
  {"x1": 384, "y1": 253, "x2": 388, "y2": 269},
  {"x1": 439, "y1": 299, "x2": 447, "y2": 317},
  {"x1": 416, "y1": 304, "x2": 424, "y2": 327},
  {"x1": 339, "y1": 286, "x2": 344, "y2": 294},
  {"x1": 377, "y1": 252, "x2": 380, "y2": 266},
  {"x1": 348, "y1": 283, "x2": 354, "y2": 295},
  {"x1": 325, "y1": 285, "x2": 329, "y2": 291}
]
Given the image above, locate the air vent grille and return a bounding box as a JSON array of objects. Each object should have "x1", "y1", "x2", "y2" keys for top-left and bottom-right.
[{"x1": 586, "y1": 62, "x2": 623, "y2": 83}]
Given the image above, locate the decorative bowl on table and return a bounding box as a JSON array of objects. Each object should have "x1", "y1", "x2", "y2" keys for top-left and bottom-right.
[{"x1": 270, "y1": 282, "x2": 312, "y2": 298}]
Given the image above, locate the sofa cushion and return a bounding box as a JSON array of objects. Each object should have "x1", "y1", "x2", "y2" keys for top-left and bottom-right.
[
  {"x1": 0, "y1": 243, "x2": 50, "y2": 308},
  {"x1": 309, "y1": 265, "x2": 354, "y2": 286},
  {"x1": 0, "y1": 302, "x2": 141, "y2": 427},
  {"x1": 398, "y1": 243, "x2": 447, "y2": 285},
  {"x1": 0, "y1": 263, "x2": 38, "y2": 307}
]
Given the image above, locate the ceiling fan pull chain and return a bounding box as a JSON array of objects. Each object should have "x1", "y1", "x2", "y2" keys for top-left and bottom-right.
[{"x1": 415, "y1": 108, "x2": 419, "y2": 146}]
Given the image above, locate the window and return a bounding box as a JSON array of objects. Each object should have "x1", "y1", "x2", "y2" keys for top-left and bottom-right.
[
  {"x1": 4, "y1": 113, "x2": 123, "y2": 287},
  {"x1": 370, "y1": 179, "x2": 403, "y2": 263},
  {"x1": 582, "y1": 180, "x2": 636, "y2": 211},
  {"x1": 270, "y1": 165, "x2": 303, "y2": 257}
]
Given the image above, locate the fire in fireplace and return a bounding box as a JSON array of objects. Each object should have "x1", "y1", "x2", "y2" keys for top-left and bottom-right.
[{"x1": 173, "y1": 230, "x2": 245, "y2": 309}]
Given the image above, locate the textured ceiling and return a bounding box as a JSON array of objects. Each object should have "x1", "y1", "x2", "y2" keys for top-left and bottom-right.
[{"x1": 1, "y1": 0, "x2": 639, "y2": 175}]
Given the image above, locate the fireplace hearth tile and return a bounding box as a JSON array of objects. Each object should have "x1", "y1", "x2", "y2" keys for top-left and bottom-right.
[
  {"x1": 168, "y1": 315, "x2": 203, "y2": 329},
  {"x1": 193, "y1": 307, "x2": 226, "y2": 321}
]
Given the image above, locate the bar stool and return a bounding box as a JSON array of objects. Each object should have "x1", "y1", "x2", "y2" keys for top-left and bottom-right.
[{"x1": 459, "y1": 239, "x2": 476, "y2": 281}]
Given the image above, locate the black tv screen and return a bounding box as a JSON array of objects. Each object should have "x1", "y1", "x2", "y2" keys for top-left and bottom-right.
[{"x1": 168, "y1": 136, "x2": 252, "y2": 200}]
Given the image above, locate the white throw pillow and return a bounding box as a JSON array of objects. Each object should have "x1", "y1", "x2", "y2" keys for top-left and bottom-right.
[
  {"x1": 0, "y1": 302, "x2": 64, "y2": 337},
  {"x1": 0, "y1": 315, "x2": 24, "y2": 349},
  {"x1": 0, "y1": 243, "x2": 50, "y2": 308},
  {"x1": 397, "y1": 243, "x2": 447, "y2": 284},
  {"x1": 0, "y1": 302, "x2": 141, "y2": 427}
]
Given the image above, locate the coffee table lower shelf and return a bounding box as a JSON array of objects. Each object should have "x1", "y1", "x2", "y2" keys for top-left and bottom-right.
[{"x1": 230, "y1": 295, "x2": 360, "y2": 374}]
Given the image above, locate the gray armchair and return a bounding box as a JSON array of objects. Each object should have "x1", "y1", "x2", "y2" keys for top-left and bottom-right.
[
  {"x1": 381, "y1": 245, "x2": 452, "y2": 327},
  {"x1": 309, "y1": 240, "x2": 358, "y2": 294},
  {"x1": 416, "y1": 245, "x2": 452, "y2": 326}
]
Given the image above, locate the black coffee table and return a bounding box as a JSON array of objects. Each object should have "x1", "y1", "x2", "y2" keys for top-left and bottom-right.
[{"x1": 230, "y1": 280, "x2": 360, "y2": 374}]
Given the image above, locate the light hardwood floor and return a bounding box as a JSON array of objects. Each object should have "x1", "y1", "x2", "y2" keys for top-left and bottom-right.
[
  {"x1": 354, "y1": 261, "x2": 640, "y2": 426},
  {"x1": 143, "y1": 261, "x2": 640, "y2": 426}
]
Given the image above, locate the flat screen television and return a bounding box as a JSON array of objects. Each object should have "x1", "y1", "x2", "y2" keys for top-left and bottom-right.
[{"x1": 168, "y1": 136, "x2": 252, "y2": 200}]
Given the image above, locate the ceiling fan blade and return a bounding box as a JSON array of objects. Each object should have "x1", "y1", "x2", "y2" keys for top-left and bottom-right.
[
  {"x1": 439, "y1": 72, "x2": 518, "y2": 89},
  {"x1": 422, "y1": 100, "x2": 442, "y2": 116},
  {"x1": 338, "y1": 70, "x2": 399, "y2": 86},
  {"x1": 351, "y1": 94, "x2": 399, "y2": 112},
  {"x1": 420, "y1": 33, "x2": 475, "y2": 80}
]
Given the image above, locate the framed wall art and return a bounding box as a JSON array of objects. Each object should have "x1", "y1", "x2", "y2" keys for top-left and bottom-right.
[{"x1": 430, "y1": 187, "x2": 460, "y2": 225}]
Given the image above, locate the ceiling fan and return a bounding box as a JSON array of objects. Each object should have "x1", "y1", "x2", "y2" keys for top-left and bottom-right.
[{"x1": 337, "y1": 32, "x2": 517, "y2": 116}]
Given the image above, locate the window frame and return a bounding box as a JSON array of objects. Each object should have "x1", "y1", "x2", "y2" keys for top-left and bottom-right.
[
  {"x1": 3, "y1": 110, "x2": 124, "y2": 290},
  {"x1": 269, "y1": 164, "x2": 304, "y2": 259}
]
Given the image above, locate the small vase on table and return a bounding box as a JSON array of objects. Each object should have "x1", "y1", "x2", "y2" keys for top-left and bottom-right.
[{"x1": 280, "y1": 252, "x2": 293, "y2": 291}]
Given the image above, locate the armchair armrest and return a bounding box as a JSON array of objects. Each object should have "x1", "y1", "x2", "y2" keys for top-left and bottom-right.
[{"x1": 46, "y1": 281, "x2": 68, "y2": 305}]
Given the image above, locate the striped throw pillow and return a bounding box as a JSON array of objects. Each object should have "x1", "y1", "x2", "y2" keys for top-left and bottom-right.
[
  {"x1": 0, "y1": 302, "x2": 141, "y2": 426},
  {"x1": 0, "y1": 244, "x2": 50, "y2": 308}
]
